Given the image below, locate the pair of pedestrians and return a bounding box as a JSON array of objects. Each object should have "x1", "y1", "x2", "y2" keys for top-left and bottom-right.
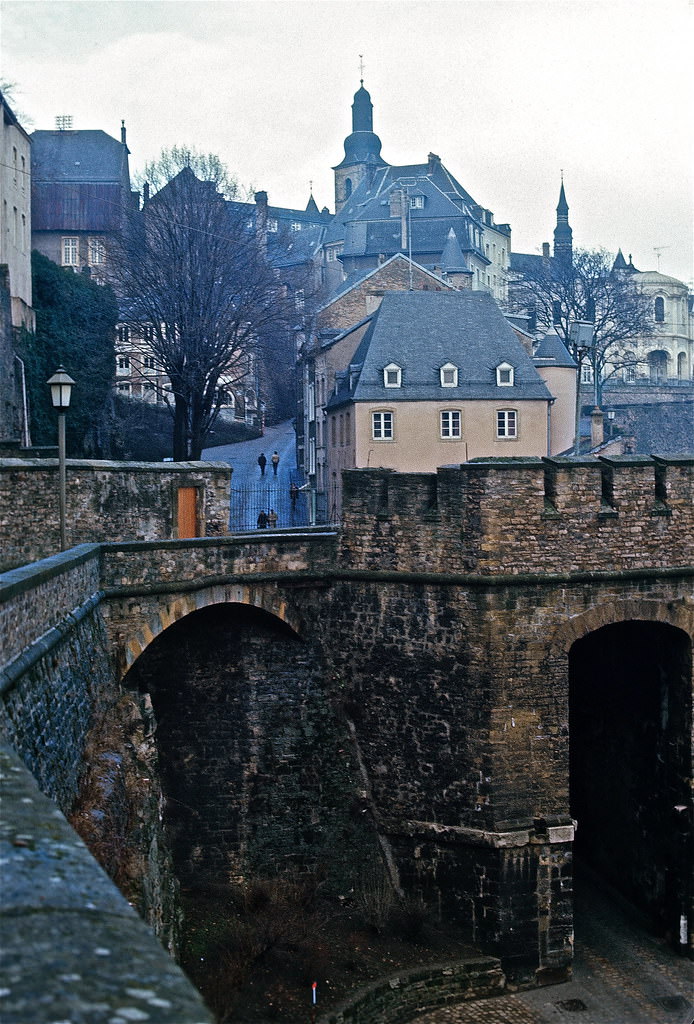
[
  {"x1": 257, "y1": 509, "x2": 277, "y2": 529},
  {"x1": 258, "y1": 451, "x2": 280, "y2": 476}
]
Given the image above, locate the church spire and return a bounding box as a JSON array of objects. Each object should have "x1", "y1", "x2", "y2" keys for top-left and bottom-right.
[
  {"x1": 333, "y1": 75, "x2": 388, "y2": 214},
  {"x1": 553, "y1": 174, "x2": 573, "y2": 263}
]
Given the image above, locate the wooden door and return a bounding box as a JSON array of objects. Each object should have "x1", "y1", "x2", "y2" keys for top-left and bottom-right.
[{"x1": 177, "y1": 487, "x2": 198, "y2": 538}]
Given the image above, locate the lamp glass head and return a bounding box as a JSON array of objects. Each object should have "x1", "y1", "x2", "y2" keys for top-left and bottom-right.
[{"x1": 47, "y1": 367, "x2": 75, "y2": 409}]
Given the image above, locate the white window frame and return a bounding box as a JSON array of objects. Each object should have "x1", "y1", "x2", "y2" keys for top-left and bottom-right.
[
  {"x1": 440, "y1": 409, "x2": 462, "y2": 439},
  {"x1": 383, "y1": 363, "x2": 402, "y2": 388},
  {"x1": 440, "y1": 363, "x2": 458, "y2": 387},
  {"x1": 117, "y1": 354, "x2": 130, "y2": 374},
  {"x1": 496, "y1": 362, "x2": 514, "y2": 387},
  {"x1": 326, "y1": 247, "x2": 337, "y2": 262},
  {"x1": 291, "y1": 222, "x2": 302, "y2": 232},
  {"x1": 372, "y1": 410, "x2": 394, "y2": 440},
  {"x1": 267, "y1": 218, "x2": 278, "y2": 233},
  {"x1": 62, "y1": 236, "x2": 79, "y2": 266},
  {"x1": 410, "y1": 195, "x2": 424, "y2": 209},
  {"x1": 496, "y1": 409, "x2": 518, "y2": 439},
  {"x1": 88, "y1": 237, "x2": 105, "y2": 265}
]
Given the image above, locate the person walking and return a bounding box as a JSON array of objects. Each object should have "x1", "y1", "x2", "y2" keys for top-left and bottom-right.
[
  {"x1": 271, "y1": 451, "x2": 280, "y2": 476},
  {"x1": 267, "y1": 509, "x2": 278, "y2": 529},
  {"x1": 257, "y1": 510, "x2": 268, "y2": 529},
  {"x1": 257, "y1": 453, "x2": 267, "y2": 476}
]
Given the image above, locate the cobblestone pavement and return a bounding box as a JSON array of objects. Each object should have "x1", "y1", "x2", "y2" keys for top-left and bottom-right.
[{"x1": 414, "y1": 875, "x2": 693, "y2": 1024}]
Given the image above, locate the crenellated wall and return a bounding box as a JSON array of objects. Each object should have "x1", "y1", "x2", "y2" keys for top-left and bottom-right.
[{"x1": 339, "y1": 455, "x2": 694, "y2": 574}]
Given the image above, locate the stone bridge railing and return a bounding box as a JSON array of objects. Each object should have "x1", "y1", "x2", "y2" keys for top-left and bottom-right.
[{"x1": 0, "y1": 528, "x2": 337, "y2": 1024}]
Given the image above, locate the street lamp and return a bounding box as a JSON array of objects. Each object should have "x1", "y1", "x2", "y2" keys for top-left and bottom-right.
[
  {"x1": 569, "y1": 321, "x2": 594, "y2": 455},
  {"x1": 46, "y1": 366, "x2": 75, "y2": 550}
]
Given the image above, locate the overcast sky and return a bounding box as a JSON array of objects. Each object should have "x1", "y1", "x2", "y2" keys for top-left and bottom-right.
[{"x1": 2, "y1": 0, "x2": 692, "y2": 283}]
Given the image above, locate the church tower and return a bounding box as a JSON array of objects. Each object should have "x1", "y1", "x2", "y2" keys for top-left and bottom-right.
[
  {"x1": 333, "y1": 81, "x2": 388, "y2": 213},
  {"x1": 553, "y1": 178, "x2": 573, "y2": 264}
]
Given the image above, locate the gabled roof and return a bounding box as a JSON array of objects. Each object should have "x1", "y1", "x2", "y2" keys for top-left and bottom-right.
[
  {"x1": 328, "y1": 290, "x2": 552, "y2": 407},
  {"x1": 319, "y1": 252, "x2": 456, "y2": 310},
  {"x1": 31, "y1": 129, "x2": 128, "y2": 183}
]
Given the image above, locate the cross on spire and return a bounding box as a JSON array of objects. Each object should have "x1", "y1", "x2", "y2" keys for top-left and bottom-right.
[{"x1": 358, "y1": 54, "x2": 365, "y2": 83}]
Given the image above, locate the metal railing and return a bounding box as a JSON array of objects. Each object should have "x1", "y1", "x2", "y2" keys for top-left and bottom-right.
[{"x1": 229, "y1": 482, "x2": 341, "y2": 532}]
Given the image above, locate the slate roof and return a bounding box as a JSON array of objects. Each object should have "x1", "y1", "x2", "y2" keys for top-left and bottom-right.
[
  {"x1": 324, "y1": 158, "x2": 487, "y2": 255},
  {"x1": 533, "y1": 327, "x2": 577, "y2": 368},
  {"x1": 31, "y1": 130, "x2": 128, "y2": 183},
  {"x1": 328, "y1": 290, "x2": 552, "y2": 408},
  {"x1": 509, "y1": 252, "x2": 544, "y2": 275}
]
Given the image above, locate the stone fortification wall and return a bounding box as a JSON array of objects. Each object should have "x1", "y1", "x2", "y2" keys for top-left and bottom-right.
[
  {"x1": 0, "y1": 458, "x2": 231, "y2": 571},
  {"x1": 339, "y1": 455, "x2": 694, "y2": 575}
]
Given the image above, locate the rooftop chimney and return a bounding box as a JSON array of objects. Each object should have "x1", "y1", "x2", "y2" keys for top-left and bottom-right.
[
  {"x1": 121, "y1": 120, "x2": 127, "y2": 145},
  {"x1": 427, "y1": 152, "x2": 441, "y2": 174},
  {"x1": 542, "y1": 242, "x2": 550, "y2": 258}
]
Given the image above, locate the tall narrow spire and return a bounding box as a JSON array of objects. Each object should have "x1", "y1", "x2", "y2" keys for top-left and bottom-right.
[{"x1": 553, "y1": 176, "x2": 573, "y2": 263}]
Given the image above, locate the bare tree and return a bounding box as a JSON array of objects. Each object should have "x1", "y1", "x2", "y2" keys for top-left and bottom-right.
[
  {"x1": 510, "y1": 248, "x2": 654, "y2": 403},
  {"x1": 111, "y1": 148, "x2": 298, "y2": 459}
]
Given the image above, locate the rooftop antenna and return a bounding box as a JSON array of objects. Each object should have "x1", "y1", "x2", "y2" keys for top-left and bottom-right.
[
  {"x1": 55, "y1": 114, "x2": 73, "y2": 131},
  {"x1": 653, "y1": 246, "x2": 669, "y2": 271}
]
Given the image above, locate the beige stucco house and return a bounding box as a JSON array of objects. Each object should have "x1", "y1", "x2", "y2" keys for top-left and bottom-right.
[{"x1": 323, "y1": 290, "x2": 577, "y2": 507}]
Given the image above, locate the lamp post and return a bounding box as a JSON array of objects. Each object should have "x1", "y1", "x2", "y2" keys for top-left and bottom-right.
[
  {"x1": 569, "y1": 321, "x2": 594, "y2": 455},
  {"x1": 47, "y1": 367, "x2": 75, "y2": 550}
]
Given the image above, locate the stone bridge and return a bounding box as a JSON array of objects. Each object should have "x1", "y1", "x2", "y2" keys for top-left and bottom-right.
[{"x1": 1, "y1": 456, "x2": 693, "y2": 1018}]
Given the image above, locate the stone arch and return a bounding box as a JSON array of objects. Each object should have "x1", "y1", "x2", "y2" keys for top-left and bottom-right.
[
  {"x1": 549, "y1": 596, "x2": 693, "y2": 657},
  {"x1": 119, "y1": 581, "x2": 303, "y2": 678}
]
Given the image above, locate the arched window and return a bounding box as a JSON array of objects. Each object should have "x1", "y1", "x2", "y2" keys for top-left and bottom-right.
[
  {"x1": 654, "y1": 296, "x2": 665, "y2": 323},
  {"x1": 552, "y1": 300, "x2": 562, "y2": 325},
  {"x1": 677, "y1": 352, "x2": 687, "y2": 380},
  {"x1": 345, "y1": 178, "x2": 353, "y2": 199}
]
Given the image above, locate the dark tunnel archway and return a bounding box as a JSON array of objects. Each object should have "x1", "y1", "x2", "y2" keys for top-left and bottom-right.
[
  {"x1": 124, "y1": 601, "x2": 314, "y2": 888},
  {"x1": 569, "y1": 619, "x2": 692, "y2": 947}
]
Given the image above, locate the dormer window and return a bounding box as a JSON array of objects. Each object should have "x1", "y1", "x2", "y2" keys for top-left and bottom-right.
[
  {"x1": 496, "y1": 362, "x2": 514, "y2": 386},
  {"x1": 383, "y1": 363, "x2": 402, "y2": 388},
  {"x1": 410, "y1": 195, "x2": 424, "y2": 209},
  {"x1": 267, "y1": 218, "x2": 278, "y2": 233},
  {"x1": 440, "y1": 363, "x2": 458, "y2": 387}
]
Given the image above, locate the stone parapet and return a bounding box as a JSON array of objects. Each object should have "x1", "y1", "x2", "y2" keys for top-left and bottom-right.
[
  {"x1": 318, "y1": 956, "x2": 505, "y2": 1024},
  {"x1": 0, "y1": 458, "x2": 232, "y2": 571},
  {"x1": 0, "y1": 743, "x2": 213, "y2": 1024},
  {"x1": 339, "y1": 456, "x2": 694, "y2": 575}
]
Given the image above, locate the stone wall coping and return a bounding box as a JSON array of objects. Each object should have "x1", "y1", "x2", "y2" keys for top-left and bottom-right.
[
  {"x1": 317, "y1": 955, "x2": 504, "y2": 1024},
  {"x1": 380, "y1": 817, "x2": 575, "y2": 848},
  {"x1": 100, "y1": 527, "x2": 338, "y2": 554},
  {"x1": 0, "y1": 544, "x2": 100, "y2": 602},
  {"x1": 0, "y1": 743, "x2": 213, "y2": 1024},
  {"x1": 0, "y1": 458, "x2": 231, "y2": 473}
]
